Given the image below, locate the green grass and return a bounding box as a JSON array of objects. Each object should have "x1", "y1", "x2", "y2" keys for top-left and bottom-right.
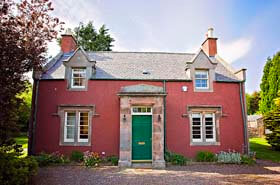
[
  {"x1": 250, "y1": 137, "x2": 280, "y2": 163},
  {"x1": 15, "y1": 134, "x2": 28, "y2": 157}
]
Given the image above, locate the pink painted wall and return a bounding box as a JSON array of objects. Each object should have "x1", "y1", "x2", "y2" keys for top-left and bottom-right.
[
  {"x1": 35, "y1": 80, "x2": 245, "y2": 158},
  {"x1": 165, "y1": 82, "x2": 245, "y2": 157}
]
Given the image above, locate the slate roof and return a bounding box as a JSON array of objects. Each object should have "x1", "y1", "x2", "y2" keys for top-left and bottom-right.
[{"x1": 41, "y1": 51, "x2": 241, "y2": 82}]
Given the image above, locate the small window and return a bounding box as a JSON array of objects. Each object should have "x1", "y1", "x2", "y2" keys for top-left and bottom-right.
[
  {"x1": 71, "y1": 68, "x2": 86, "y2": 88},
  {"x1": 195, "y1": 70, "x2": 209, "y2": 89},
  {"x1": 132, "y1": 107, "x2": 152, "y2": 115},
  {"x1": 64, "y1": 111, "x2": 90, "y2": 143},
  {"x1": 191, "y1": 113, "x2": 202, "y2": 142},
  {"x1": 191, "y1": 112, "x2": 216, "y2": 143}
]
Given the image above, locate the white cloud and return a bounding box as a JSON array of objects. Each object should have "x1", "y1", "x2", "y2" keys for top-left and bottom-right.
[{"x1": 220, "y1": 38, "x2": 253, "y2": 63}]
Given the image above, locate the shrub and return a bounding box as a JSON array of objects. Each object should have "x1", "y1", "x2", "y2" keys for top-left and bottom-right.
[
  {"x1": 241, "y1": 155, "x2": 256, "y2": 165},
  {"x1": 70, "y1": 150, "x2": 84, "y2": 162},
  {"x1": 83, "y1": 151, "x2": 101, "y2": 167},
  {"x1": 106, "y1": 156, "x2": 119, "y2": 166},
  {"x1": 35, "y1": 152, "x2": 70, "y2": 167},
  {"x1": 263, "y1": 108, "x2": 280, "y2": 151},
  {"x1": 0, "y1": 143, "x2": 38, "y2": 185},
  {"x1": 165, "y1": 151, "x2": 188, "y2": 166},
  {"x1": 195, "y1": 151, "x2": 217, "y2": 162},
  {"x1": 216, "y1": 151, "x2": 241, "y2": 164}
]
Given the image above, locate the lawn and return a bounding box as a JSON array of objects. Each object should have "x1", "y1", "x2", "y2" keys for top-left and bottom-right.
[
  {"x1": 250, "y1": 137, "x2": 280, "y2": 163},
  {"x1": 15, "y1": 134, "x2": 28, "y2": 157}
]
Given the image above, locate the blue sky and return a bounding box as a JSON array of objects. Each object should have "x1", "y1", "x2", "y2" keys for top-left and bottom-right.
[{"x1": 49, "y1": 0, "x2": 280, "y2": 93}]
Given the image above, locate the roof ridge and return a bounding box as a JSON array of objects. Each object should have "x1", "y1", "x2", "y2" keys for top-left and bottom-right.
[{"x1": 87, "y1": 51, "x2": 196, "y2": 55}]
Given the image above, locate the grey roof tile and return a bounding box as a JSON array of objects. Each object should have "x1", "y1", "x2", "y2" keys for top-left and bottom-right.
[{"x1": 41, "y1": 51, "x2": 241, "y2": 82}]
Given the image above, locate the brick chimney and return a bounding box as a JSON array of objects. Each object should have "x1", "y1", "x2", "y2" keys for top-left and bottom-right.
[
  {"x1": 61, "y1": 29, "x2": 77, "y2": 53},
  {"x1": 201, "y1": 28, "x2": 218, "y2": 57}
]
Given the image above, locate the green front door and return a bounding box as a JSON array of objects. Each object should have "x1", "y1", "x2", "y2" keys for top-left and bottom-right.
[{"x1": 132, "y1": 115, "x2": 152, "y2": 160}]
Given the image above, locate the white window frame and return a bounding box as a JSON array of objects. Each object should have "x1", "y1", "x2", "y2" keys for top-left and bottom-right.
[
  {"x1": 78, "y1": 112, "x2": 89, "y2": 143},
  {"x1": 191, "y1": 113, "x2": 203, "y2": 142},
  {"x1": 71, "y1": 68, "x2": 86, "y2": 88},
  {"x1": 195, "y1": 70, "x2": 209, "y2": 89},
  {"x1": 131, "y1": 106, "x2": 153, "y2": 115},
  {"x1": 64, "y1": 112, "x2": 75, "y2": 142},
  {"x1": 204, "y1": 113, "x2": 216, "y2": 142}
]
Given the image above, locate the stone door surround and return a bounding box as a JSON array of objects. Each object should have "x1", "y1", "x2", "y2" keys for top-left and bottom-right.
[{"x1": 118, "y1": 84, "x2": 166, "y2": 168}]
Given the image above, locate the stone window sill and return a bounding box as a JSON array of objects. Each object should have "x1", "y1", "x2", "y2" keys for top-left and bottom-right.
[
  {"x1": 190, "y1": 141, "x2": 220, "y2": 146},
  {"x1": 59, "y1": 142, "x2": 91, "y2": 147},
  {"x1": 194, "y1": 88, "x2": 213, "y2": 92},
  {"x1": 67, "y1": 87, "x2": 88, "y2": 91}
]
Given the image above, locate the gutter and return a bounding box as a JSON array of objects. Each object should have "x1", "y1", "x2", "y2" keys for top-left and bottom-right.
[{"x1": 239, "y1": 82, "x2": 249, "y2": 154}]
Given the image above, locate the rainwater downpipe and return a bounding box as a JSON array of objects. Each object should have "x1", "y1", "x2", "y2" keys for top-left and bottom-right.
[
  {"x1": 31, "y1": 80, "x2": 40, "y2": 155},
  {"x1": 239, "y1": 82, "x2": 249, "y2": 154},
  {"x1": 163, "y1": 80, "x2": 167, "y2": 155}
]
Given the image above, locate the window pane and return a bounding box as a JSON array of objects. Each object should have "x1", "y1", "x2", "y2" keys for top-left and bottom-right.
[
  {"x1": 193, "y1": 135, "x2": 201, "y2": 139},
  {"x1": 66, "y1": 126, "x2": 75, "y2": 139},
  {"x1": 66, "y1": 112, "x2": 76, "y2": 126},
  {"x1": 206, "y1": 135, "x2": 213, "y2": 139}
]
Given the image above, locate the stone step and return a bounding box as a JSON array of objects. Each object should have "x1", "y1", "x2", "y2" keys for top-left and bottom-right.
[{"x1": 131, "y1": 162, "x2": 152, "y2": 168}]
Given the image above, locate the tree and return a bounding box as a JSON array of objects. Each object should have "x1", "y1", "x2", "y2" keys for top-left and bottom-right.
[
  {"x1": 246, "y1": 91, "x2": 261, "y2": 115},
  {"x1": 0, "y1": 0, "x2": 63, "y2": 145},
  {"x1": 16, "y1": 82, "x2": 32, "y2": 132},
  {"x1": 259, "y1": 52, "x2": 280, "y2": 113},
  {"x1": 263, "y1": 91, "x2": 280, "y2": 151},
  {"x1": 74, "y1": 21, "x2": 115, "y2": 51}
]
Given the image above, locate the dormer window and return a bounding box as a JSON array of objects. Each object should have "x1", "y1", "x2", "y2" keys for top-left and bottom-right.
[
  {"x1": 195, "y1": 70, "x2": 209, "y2": 89},
  {"x1": 71, "y1": 67, "x2": 86, "y2": 88}
]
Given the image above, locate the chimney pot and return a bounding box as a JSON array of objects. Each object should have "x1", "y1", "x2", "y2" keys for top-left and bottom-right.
[{"x1": 207, "y1": 27, "x2": 214, "y2": 38}]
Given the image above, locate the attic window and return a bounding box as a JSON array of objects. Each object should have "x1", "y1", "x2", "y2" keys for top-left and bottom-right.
[
  {"x1": 142, "y1": 70, "x2": 150, "y2": 75},
  {"x1": 71, "y1": 67, "x2": 86, "y2": 88},
  {"x1": 195, "y1": 70, "x2": 209, "y2": 89}
]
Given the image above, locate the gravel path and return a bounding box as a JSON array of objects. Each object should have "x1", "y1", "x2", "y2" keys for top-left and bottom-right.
[{"x1": 32, "y1": 161, "x2": 280, "y2": 185}]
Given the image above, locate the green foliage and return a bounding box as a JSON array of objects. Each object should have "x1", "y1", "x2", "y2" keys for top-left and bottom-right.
[
  {"x1": 241, "y1": 155, "x2": 256, "y2": 165},
  {"x1": 83, "y1": 151, "x2": 101, "y2": 167},
  {"x1": 195, "y1": 151, "x2": 217, "y2": 162},
  {"x1": 70, "y1": 150, "x2": 84, "y2": 162},
  {"x1": 71, "y1": 21, "x2": 114, "y2": 51},
  {"x1": 260, "y1": 52, "x2": 280, "y2": 113},
  {"x1": 263, "y1": 102, "x2": 280, "y2": 150},
  {"x1": 0, "y1": 142, "x2": 38, "y2": 185},
  {"x1": 105, "y1": 156, "x2": 119, "y2": 166},
  {"x1": 34, "y1": 152, "x2": 70, "y2": 167},
  {"x1": 246, "y1": 91, "x2": 261, "y2": 115},
  {"x1": 15, "y1": 134, "x2": 28, "y2": 157},
  {"x1": 165, "y1": 151, "x2": 188, "y2": 165},
  {"x1": 216, "y1": 151, "x2": 241, "y2": 164},
  {"x1": 16, "y1": 82, "x2": 32, "y2": 132}
]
